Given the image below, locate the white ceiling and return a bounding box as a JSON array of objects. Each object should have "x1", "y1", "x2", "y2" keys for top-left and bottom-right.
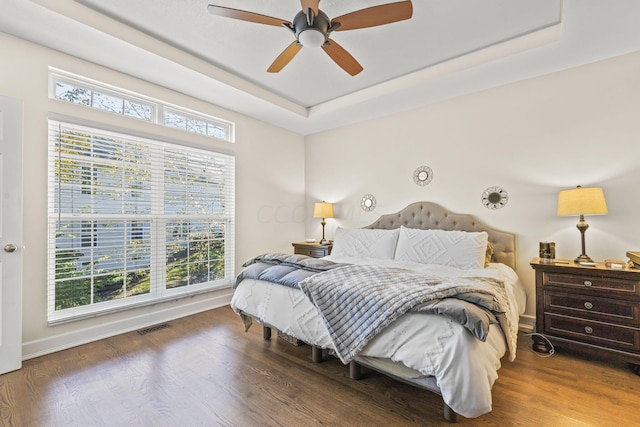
[
  {"x1": 1, "y1": 1, "x2": 640, "y2": 135},
  {"x1": 74, "y1": 0, "x2": 561, "y2": 107}
]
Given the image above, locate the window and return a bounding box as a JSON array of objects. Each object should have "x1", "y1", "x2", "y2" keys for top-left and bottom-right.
[
  {"x1": 50, "y1": 69, "x2": 235, "y2": 142},
  {"x1": 54, "y1": 78, "x2": 154, "y2": 121},
  {"x1": 164, "y1": 107, "x2": 229, "y2": 140},
  {"x1": 48, "y1": 120, "x2": 235, "y2": 323}
]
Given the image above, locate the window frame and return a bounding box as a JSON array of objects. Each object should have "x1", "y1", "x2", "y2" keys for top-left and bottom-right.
[
  {"x1": 47, "y1": 119, "x2": 235, "y2": 324},
  {"x1": 49, "y1": 68, "x2": 235, "y2": 143}
]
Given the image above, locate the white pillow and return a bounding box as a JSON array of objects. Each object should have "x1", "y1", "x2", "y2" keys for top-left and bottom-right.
[
  {"x1": 331, "y1": 228, "x2": 400, "y2": 259},
  {"x1": 394, "y1": 227, "x2": 488, "y2": 270}
]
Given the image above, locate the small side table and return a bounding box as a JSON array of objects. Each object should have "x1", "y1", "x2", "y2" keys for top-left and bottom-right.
[
  {"x1": 292, "y1": 241, "x2": 333, "y2": 258},
  {"x1": 530, "y1": 257, "x2": 640, "y2": 374}
]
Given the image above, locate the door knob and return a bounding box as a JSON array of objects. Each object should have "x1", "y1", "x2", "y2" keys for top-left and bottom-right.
[{"x1": 3, "y1": 243, "x2": 17, "y2": 253}]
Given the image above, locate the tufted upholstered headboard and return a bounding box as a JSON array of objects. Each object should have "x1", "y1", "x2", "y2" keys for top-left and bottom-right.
[{"x1": 363, "y1": 201, "x2": 517, "y2": 269}]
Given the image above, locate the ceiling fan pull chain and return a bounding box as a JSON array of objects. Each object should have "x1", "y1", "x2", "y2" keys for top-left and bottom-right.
[{"x1": 306, "y1": 8, "x2": 315, "y2": 26}]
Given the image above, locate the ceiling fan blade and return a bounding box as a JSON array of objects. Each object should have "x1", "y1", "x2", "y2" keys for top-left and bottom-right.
[
  {"x1": 300, "y1": 0, "x2": 319, "y2": 17},
  {"x1": 332, "y1": 1, "x2": 413, "y2": 31},
  {"x1": 321, "y1": 39, "x2": 363, "y2": 76},
  {"x1": 267, "y1": 41, "x2": 303, "y2": 73},
  {"x1": 207, "y1": 5, "x2": 290, "y2": 27}
]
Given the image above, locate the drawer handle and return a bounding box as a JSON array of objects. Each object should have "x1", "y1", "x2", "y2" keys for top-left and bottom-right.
[
  {"x1": 584, "y1": 302, "x2": 593, "y2": 310},
  {"x1": 584, "y1": 326, "x2": 593, "y2": 334},
  {"x1": 583, "y1": 280, "x2": 592, "y2": 287}
]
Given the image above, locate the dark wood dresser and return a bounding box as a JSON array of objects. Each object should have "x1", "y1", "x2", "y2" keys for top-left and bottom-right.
[
  {"x1": 531, "y1": 258, "x2": 640, "y2": 372},
  {"x1": 292, "y1": 242, "x2": 332, "y2": 258}
]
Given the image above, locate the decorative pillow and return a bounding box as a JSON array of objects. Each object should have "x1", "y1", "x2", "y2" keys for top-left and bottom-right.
[
  {"x1": 331, "y1": 228, "x2": 400, "y2": 259},
  {"x1": 394, "y1": 227, "x2": 489, "y2": 270},
  {"x1": 485, "y1": 241, "x2": 494, "y2": 267}
]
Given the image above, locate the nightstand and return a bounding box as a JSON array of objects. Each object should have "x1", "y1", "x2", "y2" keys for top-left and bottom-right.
[
  {"x1": 531, "y1": 258, "x2": 640, "y2": 373},
  {"x1": 292, "y1": 242, "x2": 332, "y2": 258}
]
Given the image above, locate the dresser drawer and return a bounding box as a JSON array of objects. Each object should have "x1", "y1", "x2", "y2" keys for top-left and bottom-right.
[
  {"x1": 544, "y1": 272, "x2": 640, "y2": 296},
  {"x1": 544, "y1": 313, "x2": 640, "y2": 352},
  {"x1": 302, "y1": 248, "x2": 329, "y2": 258},
  {"x1": 292, "y1": 242, "x2": 332, "y2": 258},
  {"x1": 544, "y1": 291, "x2": 640, "y2": 325}
]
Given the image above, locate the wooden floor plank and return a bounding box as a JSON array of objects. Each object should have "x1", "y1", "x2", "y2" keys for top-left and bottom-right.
[{"x1": 1, "y1": 306, "x2": 638, "y2": 426}]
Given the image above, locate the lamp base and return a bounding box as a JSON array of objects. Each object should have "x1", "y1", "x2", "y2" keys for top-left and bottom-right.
[{"x1": 574, "y1": 254, "x2": 594, "y2": 264}]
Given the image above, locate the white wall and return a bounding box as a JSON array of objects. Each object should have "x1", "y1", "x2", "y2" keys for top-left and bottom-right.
[
  {"x1": 0, "y1": 33, "x2": 306, "y2": 358},
  {"x1": 305, "y1": 50, "x2": 640, "y2": 325},
  {"x1": 3, "y1": 27, "x2": 640, "y2": 356}
]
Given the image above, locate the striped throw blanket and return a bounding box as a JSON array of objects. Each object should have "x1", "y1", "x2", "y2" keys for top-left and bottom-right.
[{"x1": 298, "y1": 264, "x2": 517, "y2": 364}]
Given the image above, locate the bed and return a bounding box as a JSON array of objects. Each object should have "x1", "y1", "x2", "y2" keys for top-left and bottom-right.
[{"x1": 230, "y1": 201, "x2": 524, "y2": 422}]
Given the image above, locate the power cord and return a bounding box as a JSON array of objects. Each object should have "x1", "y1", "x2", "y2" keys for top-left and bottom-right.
[{"x1": 524, "y1": 333, "x2": 555, "y2": 357}]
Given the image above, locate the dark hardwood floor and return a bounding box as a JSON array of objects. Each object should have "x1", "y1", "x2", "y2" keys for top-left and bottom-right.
[{"x1": 1, "y1": 306, "x2": 638, "y2": 426}]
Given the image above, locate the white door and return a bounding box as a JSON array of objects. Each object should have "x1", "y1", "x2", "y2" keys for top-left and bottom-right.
[{"x1": 0, "y1": 95, "x2": 23, "y2": 375}]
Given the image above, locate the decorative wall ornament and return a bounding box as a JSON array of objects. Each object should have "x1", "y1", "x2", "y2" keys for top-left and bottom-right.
[
  {"x1": 481, "y1": 186, "x2": 509, "y2": 209},
  {"x1": 413, "y1": 165, "x2": 433, "y2": 186},
  {"x1": 361, "y1": 194, "x2": 376, "y2": 211}
]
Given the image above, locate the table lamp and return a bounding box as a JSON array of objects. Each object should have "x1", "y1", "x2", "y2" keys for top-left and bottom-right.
[
  {"x1": 313, "y1": 201, "x2": 334, "y2": 244},
  {"x1": 557, "y1": 185, "x2": 608, "y2": 263}
]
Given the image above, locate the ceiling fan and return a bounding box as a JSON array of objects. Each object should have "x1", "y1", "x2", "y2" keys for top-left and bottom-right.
[{"x1": 207, "y1": 0, "x2": 413, "y2": 76}]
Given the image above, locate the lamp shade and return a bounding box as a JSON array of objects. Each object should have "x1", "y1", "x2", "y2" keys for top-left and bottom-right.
[
  {"x1": 313, "y1": 202, "x2": 334, "y2": 219},
  {"x1": 557, "y1": 186, "x2": 608, "y2": 216}
]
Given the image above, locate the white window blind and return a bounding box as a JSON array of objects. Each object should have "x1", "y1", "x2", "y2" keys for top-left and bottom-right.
[{"x1": 47, "y1": 120, "x2": 235, "y2": 323}]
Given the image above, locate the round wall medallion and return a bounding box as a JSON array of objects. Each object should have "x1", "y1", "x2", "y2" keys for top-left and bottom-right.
[
  {"x1": 481, "y1": 186, "x2": 509, "y2": 209},
  {"x1": 361, "y1": 194, "x2": 376, "y2": 212},
  {"x1": 413, "y1": 166, "x2": 433, "y2": 186}
]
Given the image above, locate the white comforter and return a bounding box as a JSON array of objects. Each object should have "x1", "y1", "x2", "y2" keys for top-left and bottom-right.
[{"x1": 230, "y1": 256, "x2": 526, "y2": 418}]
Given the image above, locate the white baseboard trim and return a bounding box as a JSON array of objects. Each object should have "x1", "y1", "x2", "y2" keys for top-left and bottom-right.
[
  {"x1": 22, "y1": 291, "x2": 233, "y2": 361},
  {"x1": 518, "y1": 314, "x2": 535, "y2": 333}
]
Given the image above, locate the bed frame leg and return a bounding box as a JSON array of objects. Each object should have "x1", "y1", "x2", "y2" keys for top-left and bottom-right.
[
  {"x1": 311, "y1": 345, "x2": 323, "y2": 363},
  {"x1": 263, "y1": 325, "x2": 271, "y2": 340},
  {"x1": 349, "y1": 361, "x2": 362, "y2": 380},
  {"x1": 443, "y1": 402, "x2": 458, "y2": 423}
]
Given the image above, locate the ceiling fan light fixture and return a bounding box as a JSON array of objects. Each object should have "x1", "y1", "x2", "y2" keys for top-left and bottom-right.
[
  {"x1": 207, "y1": 1, "x2": 414, "y2": 75},
  {"x1": 298, "y1": 29, "x2": 325, "y2": 47}
]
